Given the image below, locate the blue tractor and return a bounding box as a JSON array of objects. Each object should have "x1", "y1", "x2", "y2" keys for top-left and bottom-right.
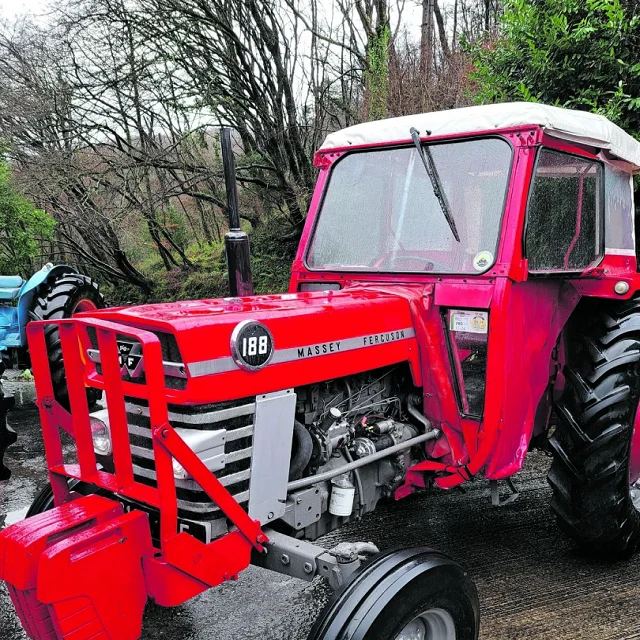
[{"x1": 0, "y1": 264, "x2": 105, "y2": 479}]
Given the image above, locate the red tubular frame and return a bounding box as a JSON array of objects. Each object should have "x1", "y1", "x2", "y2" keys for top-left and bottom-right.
[{"x1": 26, "y1": 317, "x2": 267, "y2": 577}]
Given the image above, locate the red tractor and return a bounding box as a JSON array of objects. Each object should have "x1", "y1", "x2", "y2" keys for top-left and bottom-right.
[{"x1": 2, "y1": 102, "x2": 639, "y2": 640}]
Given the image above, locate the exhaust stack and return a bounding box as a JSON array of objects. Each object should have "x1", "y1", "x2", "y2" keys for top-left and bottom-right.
[{"x1": 221, "y1": 127, "x2": 254, "y2": 297}]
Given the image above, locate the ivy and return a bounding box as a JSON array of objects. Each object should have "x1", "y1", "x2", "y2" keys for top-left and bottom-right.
[{"x1": 366, "y1": 24, "x2": 391, "y2": 121}]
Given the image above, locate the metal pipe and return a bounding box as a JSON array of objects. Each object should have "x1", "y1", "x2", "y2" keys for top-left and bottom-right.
[
  {"x1": 220, "y1": 127, "x2": 253, "y2": 297},
  {"x1": 221, "y1": 127, "x2": 241, "y2": 231},
  {"x1": 287, "y1": 429, "x2": 440, "y2": 492},
  {"x1": 407, "y1": 395, "x2": 432, "y2": 432}
]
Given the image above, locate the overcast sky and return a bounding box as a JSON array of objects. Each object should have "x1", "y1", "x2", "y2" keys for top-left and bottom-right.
[
  {"x1": 0, "y1": 0, "x2": 427, "y2": 40},
  {"x1": 0, "y1": 0, "x2": 48, "y2": 17}
]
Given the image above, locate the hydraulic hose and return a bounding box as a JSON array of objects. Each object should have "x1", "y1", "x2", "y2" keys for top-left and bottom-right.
[{"x1": 289, "y1": 420, "x2": 314, "y2": 481}]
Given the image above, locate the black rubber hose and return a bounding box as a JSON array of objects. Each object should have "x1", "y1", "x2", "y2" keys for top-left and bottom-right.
[{"x1": 289, "y1": 420, "x2": 314, "y2": 481}]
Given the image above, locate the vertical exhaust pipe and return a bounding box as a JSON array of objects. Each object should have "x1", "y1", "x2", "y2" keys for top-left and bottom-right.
[{"x1": 221, "y1": 127, "x2": 254, "y2": 297}]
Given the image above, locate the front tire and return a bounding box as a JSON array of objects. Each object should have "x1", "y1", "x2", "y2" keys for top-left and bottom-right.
[
  {"x1": 308, "y1": 547, "x2": 479, "y2": 640},
  {"x1": 548, "y1": 298, "x2": 640, "y2": 558},
  {"x1": 26, "y1": 479, "x2": 98, "y2": 517},
  {"x1": 29, "y1": 273, "x2": 105, "y2": 409}
]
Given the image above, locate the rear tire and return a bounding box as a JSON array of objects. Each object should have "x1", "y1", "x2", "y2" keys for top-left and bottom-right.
[
  {"x1": 548, "y1": 298, "x2": 640, "y2": 558},
  {"x1": 29, "y1": 273, "x2": 105, "y2": 409},
  {"x1": 308, "y1": 547, "x2": 479, "y2": 640}
]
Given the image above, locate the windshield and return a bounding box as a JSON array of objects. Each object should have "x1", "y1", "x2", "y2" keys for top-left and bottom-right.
[{"x1": 307, "y1": 137, "x2": 512, "y2": 274}]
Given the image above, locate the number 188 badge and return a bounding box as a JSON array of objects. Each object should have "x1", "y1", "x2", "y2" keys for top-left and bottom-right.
[{"x1": 230, "y1": 320, "x2": 274, "y2": 371}]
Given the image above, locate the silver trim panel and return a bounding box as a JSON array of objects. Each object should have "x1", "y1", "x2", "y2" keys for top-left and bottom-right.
[
  {"x1": 248, "y1": 389, "x2": 297, "y2": 523},
  {"x1": 187, "y1": 327, "x2": 416, "y2": 378}
]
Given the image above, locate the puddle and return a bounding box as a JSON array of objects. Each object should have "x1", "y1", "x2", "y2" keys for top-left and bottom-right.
[{"x1": 4, "y1": 507, "x2": 28, "y2": 526}]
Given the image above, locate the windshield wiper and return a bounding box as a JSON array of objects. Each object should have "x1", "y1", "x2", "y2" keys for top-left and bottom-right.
[{"x1": 409, "y1": 127, "x2": 460, "y2": 242}]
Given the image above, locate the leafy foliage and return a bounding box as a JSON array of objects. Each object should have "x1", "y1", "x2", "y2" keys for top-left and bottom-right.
[
  {"x1": 0, "y1": 162, "x2": 54, "y2": 275},
  {"x1": 249, "y1": 215, "x2": 299, "y2": 294},
  {"x1": 366, "y1": 24, "x2": 392, "y2": 121},
  {"x1": 470, "y1": 0, "x2": 640, "y2": 134}
]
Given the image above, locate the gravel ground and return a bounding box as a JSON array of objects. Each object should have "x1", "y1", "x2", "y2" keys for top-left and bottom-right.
[{"x1": 2, "y1": 385, "x2": 640, "y2": 639}]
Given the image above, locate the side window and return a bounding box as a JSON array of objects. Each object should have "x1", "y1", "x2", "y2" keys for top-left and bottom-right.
[
  {"x1": 604, "y1": 164, "x2": 634, "y2": 254},
  {"x1": 525, "y1": 149, "x2": 603, "y2": 272}
]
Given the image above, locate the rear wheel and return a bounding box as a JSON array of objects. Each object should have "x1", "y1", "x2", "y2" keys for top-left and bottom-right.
[
  {"x1": 548, "y1": 298, "x2": 640, "y2": 558},
  {"x1": 29, "y1": 273, "x2": 105, "y2": 409},
  {"x1": 307, "y1": 547, "x2": 479, "y2": 640}
]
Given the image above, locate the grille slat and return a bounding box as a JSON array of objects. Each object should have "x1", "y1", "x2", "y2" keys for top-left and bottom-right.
[
  {"x1": 225, "y1": 446, "x2": 252, "y2": 464},
  {"x1": 226, "y1": 425, "x2": 254, "y2": 441},
  {"x1": 177, "y1": 490, "x2": 249, "y2": 514},
  {"x1": 125, "y1": 396, "x2": 255, "y2": 527},
  {"x1": 125, "y1": 401, "x2": 255, "y2": 425}
]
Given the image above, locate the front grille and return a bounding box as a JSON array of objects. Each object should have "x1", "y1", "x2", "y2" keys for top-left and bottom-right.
[
  {"x1": 86, "y1": 326, "x2": 187, "y2": 390},
  {"x1": 125, "y1": 396, "x2": 255, "y2": 528}
]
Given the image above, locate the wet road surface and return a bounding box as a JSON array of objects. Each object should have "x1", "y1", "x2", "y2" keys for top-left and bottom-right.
[{"x1": 2, "y1": 389, "x2": 640, "y2": 639}]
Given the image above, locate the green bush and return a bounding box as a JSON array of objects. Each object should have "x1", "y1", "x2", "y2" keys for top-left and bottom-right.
[
  {"x1": 0, "y1": 162, "x2": 54, "y2": 275},
  {"x1": 102, "y1": 213, "x2": 298, "y2": 306},
  {"x1": 180, "y1": 271, "x2": 228, "y2": 300},
  {"x1": 469, "y1": 0, "x2": 640, "y2": 135},
  {"x1": 249, "y1": 215, "x2": 298, "y2": 294}
]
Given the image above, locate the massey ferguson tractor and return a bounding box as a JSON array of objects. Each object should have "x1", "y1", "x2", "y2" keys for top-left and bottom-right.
[{"x1": 2, "y1": 102, "x2": 640, "y2": 640}]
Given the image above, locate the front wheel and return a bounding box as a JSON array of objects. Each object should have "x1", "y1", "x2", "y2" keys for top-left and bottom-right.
[
  {"x1": 307, "y1": 547, "x2": 479, "y2": 640},
  {"x1": 26, "y1": 479, "x2": 99, "y2": 517}
]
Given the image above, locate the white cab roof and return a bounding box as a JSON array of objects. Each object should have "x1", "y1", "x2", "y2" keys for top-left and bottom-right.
[{"x1": 320, "y1": 102, "x2": 640, "y2": 172}]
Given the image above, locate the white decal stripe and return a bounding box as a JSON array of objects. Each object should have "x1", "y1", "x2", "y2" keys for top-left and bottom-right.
[
  {"x1": 605, "y1": 248, "x2": 636, "y2": 256},
  {"x1": 187, "y1": 327, "x2": 416, "y2": 378}
]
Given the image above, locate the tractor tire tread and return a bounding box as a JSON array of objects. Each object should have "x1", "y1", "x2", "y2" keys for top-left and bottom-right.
[
  {"x1": 548, "y1": 298, "x2": 640, "y2": 558},
  {"x1": 29, "y1": 273, "x2": 104, "y2": 409}
]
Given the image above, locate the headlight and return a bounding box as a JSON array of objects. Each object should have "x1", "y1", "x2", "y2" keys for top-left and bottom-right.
[
  {"x1": 90, "y1": 411, "x2": 112, "y2": 456},
  {"x1": 172, "y1": 458, "x2": 189, "y2": 480},
  {"x1": 171, "y1": 428, "x2": 227, "y2": 480}
]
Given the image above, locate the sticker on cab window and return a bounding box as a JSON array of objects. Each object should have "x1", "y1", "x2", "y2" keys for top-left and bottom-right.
[
  {"x1": 473, "y1": 251, "x2": 493, "y2": 272},
  {"x1": 449, "y1": 310, "x2": 488, "y2": 334}
]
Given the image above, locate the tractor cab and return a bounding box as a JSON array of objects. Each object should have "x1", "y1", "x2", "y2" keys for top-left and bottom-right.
[
  {"x1": 292, "y1": 101, "x2": 638, "y2": 291},
  {"x1": 306, "y1": 136, "x2": 510, "y2": 275}
]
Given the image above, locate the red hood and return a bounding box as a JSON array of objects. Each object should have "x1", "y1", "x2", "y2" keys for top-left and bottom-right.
[{"x1": 84, "y1": 287, "x2": 423, "y2": 403}]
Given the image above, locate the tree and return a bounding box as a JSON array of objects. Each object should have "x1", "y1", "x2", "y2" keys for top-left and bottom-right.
[
  {"x1": 0, "y1": 161, "x2": 54, "y2": 275},
  {"x1": 0, "y1": 17, "x2": 155, "y2": 292},
  {"x1": 470, "y1": 0, "x2": 640, "y2": 134}
]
